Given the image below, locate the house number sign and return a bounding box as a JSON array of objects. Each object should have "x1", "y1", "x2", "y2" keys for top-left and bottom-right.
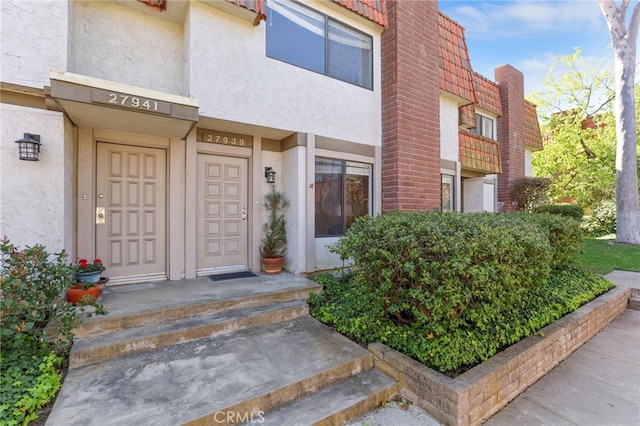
[
  {"x1": 91, "y1": 89, "x2": 171, "y2": 115},
  {"x1": 197, "y1": 128, "x2": 253, "y2": 148}
]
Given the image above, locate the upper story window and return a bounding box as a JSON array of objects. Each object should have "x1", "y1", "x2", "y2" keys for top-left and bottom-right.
[
  {"x1": 471, "y1": 113, "x2": 495, "y2": 140},
  {"x1": 266, "y1": 0, "x2": 373, "y2": 89}
]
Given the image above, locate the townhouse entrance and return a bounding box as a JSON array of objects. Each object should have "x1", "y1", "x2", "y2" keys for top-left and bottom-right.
[
  {"x1": 196, "y1": 154, "x2": 249, "y2": 275},
  {"x1": 96, "y1": 142, "x2": 167, "y2": 281}
]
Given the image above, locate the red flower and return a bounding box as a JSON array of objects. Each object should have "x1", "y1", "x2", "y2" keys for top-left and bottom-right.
[{"x1": 72, "y1": 258, "x2": 105, "y2": 273}]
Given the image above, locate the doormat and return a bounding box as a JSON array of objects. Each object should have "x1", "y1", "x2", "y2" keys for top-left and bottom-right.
[{"x1": 209, "y1": 271, "x2": 257, "y2": 282}]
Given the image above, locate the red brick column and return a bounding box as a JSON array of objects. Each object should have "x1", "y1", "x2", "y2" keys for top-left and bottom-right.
[
  {"x1": 381, "y1": 0, "x2": 441, "y2": 213},
  {"x1": 496, "y1": 65, "x2": 526, "y2": 211}
]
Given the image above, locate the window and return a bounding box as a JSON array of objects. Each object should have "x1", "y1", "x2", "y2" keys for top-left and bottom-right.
[
  {"x1": 267, "y1": 0, "x2": 373, "y2": 89},
  {"x1": 471, "y1": 114, "x2": 495, "y2": 139},
  {"x1": 315, "y1": 158, "x2": 372, "y2": 237},
  {"x1": 441, "y1": 174, "x2": 455, "y2": 212}
]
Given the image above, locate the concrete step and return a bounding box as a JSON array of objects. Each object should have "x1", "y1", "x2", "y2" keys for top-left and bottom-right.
[
  {"x1": 252, "y1": 368, "x2": 398, "y2": 426},
  {"x1": 629, "y1": 290, "x2": 640, "y2": 310},
  {"x1": 69, "y1": 300, "x2": 309, "y2": 369},
  {"x1": 74, "y1": 274, "x2": 322, "y2": 338},
  {"x1": 46, "y1": 316, "x2": 378, "y2": 426}
]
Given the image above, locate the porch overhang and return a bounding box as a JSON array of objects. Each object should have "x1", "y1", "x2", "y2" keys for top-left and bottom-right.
[{"x1": 49, "y1": 71, "x2": 199, "y2": 139}]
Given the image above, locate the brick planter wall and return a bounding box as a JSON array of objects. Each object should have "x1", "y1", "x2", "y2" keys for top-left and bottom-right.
[{"x1": 370, "y1": 285, "x2": 632, "y2": 426}]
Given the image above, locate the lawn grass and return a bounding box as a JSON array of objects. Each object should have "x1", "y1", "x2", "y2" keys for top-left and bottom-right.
[{"x1": 578, "y1": 235, "x2": 640, "y2": 274}]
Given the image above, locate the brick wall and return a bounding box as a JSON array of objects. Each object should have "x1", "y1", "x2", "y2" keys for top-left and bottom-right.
[
  {"x1": 370, "y1": 285, "x2": 632, "y2": 426},
  {"x1": 495, "y1": 65, "x2": 526, "y2": 211},
  {"x1": 381, "y1": 0, "x2": 441, "y2": 213}
]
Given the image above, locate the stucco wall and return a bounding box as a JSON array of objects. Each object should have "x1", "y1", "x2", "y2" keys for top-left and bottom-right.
[
  {"x1": 1, "y1": 0, "x2": 68, "y2": 87},
  {"x1": 70, "y1": 1, "x2": 184, "y2": 95},
  {"x1": 463, "y1": 178, "x2": 495, "y2": 213},
  {"x1": 525, "y1": 149, "x2": 533, "y2": 177},
  {"x1": 186, "y1": 1, "x2": 382, "y2": 145},
  {"x1": 0, "y1": 104, "x2": 68, "y2": 252},
  {"x1": 440, "y1": 97, "x2": 459, "y2": 162}
]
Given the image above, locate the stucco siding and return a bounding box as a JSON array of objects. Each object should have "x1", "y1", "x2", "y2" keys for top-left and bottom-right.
[
  {"x1": 1, "y1": 0, "x2": 68, "y2": 88},
  {"x1": 440, "y1": 97, "x2": 459, "y2": 162},
  {"x1": 71, "y1": 1, "x2": 184, "y2": 95},
  {"x1": 525, "y1": 148, "x2": 533, "y2": 177},
  {"x1": 0, "y1": 104, "x2": 67, "y2": 252},
  {"x1": 187, "y1": 2, "x2": 382, "y2": 145}
]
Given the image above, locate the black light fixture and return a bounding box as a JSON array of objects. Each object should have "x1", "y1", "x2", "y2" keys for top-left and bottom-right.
[
  {"x1": 265, "y1": 167, "x2": 276, "y2": 184},
  {"x1": 15, "y1": 133, "x2": 41, "y2": 161}
]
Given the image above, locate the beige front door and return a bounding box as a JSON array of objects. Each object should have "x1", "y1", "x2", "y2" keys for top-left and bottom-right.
[
  {"x1": 96, "y1": 143, "x2": 167, "y2": 281},
  {"x1": 196, "y1": 154, "x2": 249, "y2": 275}
]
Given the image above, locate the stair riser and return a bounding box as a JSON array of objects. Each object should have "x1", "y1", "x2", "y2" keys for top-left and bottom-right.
[
  {"x1": 312, "y1": 383, "x2": 398, "y2": 426},
  {"x1": 74, "y1": 287, "x2": 321, "y2": 338},
  {"x1": 629, "y1": 296, "x2": 640, "y2": 310},
  {"x1": 184, "y1": 355, "x2": 375, "y2": 426},
  {"x1": 69, "y1": 304, "x2": 309, "y2": 369}
]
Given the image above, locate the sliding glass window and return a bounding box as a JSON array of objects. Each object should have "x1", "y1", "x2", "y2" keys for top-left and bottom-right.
[{"x1": 267, "y1": 0, "x2": 373, "y2": 89}]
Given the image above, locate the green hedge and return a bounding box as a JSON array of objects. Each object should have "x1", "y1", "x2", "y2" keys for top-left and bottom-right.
[
  {"x1": 533, "y1": 204, "x2": 584, "y2": 221},
  {"x1": 310, "y1": 212, "x2": 600, "y2": 375}
]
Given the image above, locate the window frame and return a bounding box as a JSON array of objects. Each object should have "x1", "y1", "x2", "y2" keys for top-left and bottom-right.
[
  {"x1": 315, "y1": 157, "x2": 373, "y2": 237},
  {"x1": 472, "y1": 113, "x2": 495, "y2": 140},
  {"x1": 441, "y1": 173, "x2": 455, "y2": 212},
  {"x1": 266, "y1": 0, "x2": 374, "y2": 90}
]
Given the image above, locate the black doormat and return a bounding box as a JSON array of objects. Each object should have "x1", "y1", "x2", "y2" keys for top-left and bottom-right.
[{"x1": 209, "y1": 271, "x2": 257, "y2": 282}]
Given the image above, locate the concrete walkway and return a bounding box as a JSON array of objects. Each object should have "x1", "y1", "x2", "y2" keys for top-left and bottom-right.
[{"x1": 349, "y1": 271, "x2": 640, "y2": 426}]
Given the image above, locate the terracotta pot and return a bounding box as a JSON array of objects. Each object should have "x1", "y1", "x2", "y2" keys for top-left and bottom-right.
[
  {"x1": 66, "y1": 284, "x2": 101, "y2": 305},
  {"x1": 261, "y1": 257, "x2": 284, "y2": 275}
]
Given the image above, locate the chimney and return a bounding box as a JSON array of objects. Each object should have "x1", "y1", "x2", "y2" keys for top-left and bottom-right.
[
  {"x1": 495, "y1": 65, "x2": 526, "y2": 211},
  {"x1": 381, "y1": 0, "x2": 441, "y2": 212}
]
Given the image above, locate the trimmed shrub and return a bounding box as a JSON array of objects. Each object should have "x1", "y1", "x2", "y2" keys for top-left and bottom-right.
[
  {"x1": 512, "y1": 177, "x2": 551, "y2": 211},
  {"x1": 518, "y1": 212, "x2": 584, "y2": 267},
  {"x1": 310, "y1": 211, "x2": 601, "y2": 375},
  {"x1": 533, "y1": 204, "x2": 584, "y2": 221}
]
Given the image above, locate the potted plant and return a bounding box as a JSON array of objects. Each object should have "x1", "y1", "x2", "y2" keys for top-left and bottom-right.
[
  {"x1": 66, "y1": 258, "x2": 105, "y2": 305},
  {"x1": 259, "y1": 187, "x2": 288, "y2": 274}
]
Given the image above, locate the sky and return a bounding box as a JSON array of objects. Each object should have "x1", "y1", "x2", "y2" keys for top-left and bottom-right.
[{"x1": 438, "y1": 0, "x2": 616, "y2": 97}]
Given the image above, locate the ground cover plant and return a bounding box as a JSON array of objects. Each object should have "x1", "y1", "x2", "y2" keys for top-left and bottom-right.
[
  {"x1": 309, "y1": 212, "x2": 613, "y2": 376},
  {"x1": 1, "y1": 238, "x2": 106, "y2": 425}
]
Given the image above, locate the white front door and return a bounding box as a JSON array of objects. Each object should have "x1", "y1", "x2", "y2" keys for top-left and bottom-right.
[
  {"x1": 196, "y1": 154, "x2": 249, "y2": 275},
  {"x1": 96, "y1": 142, "x2": 167, "y2": 282}
]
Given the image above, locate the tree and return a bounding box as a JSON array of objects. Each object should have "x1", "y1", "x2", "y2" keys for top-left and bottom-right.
[
  {"x1": 598, "y1": 0, "x2": 640, "y2": 244},
  {"x1": 530, "y1": 49, "x2": 618, "y2": 208}
]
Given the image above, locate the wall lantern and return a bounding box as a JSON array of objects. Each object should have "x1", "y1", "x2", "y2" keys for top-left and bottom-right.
[
  {"x1": 264, "y1": 167, "x2": 276, "y2": 184},
  {"x1": 15, "y1": 133, "x2": 41, "y2": 161}
]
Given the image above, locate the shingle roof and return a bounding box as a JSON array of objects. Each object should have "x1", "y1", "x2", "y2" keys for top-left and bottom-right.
[
  {"x1": 334, "y1": 0, "x2": 388, "y2": 28},
  {"x1": 226, "y1": 0, "x2": 266, "y2": 25},
  {"x1": 229, "y1": 0, "x2": 387, "y2": 27},
  {"x1": 459, "y1": 132, "x2": 502, "y2": 174},
  {"x1": 472, "y1": 72, "x2": 501, "y2": 116},
  {"x1": 524, "y1": 101, "x2": 543, "y2": 151},
  {"x1": 438, "y1": 13, "x2": 476, "y2": 104}
]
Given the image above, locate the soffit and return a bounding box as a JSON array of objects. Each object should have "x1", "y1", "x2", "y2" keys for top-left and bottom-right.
[{"x1": 50, "y1": 72, "x2": 198, "y2": 139}]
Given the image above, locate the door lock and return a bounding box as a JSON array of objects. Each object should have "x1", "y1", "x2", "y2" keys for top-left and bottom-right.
[{"x1": 96, "y1": 207, "x2": 105, "y2": 224}]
